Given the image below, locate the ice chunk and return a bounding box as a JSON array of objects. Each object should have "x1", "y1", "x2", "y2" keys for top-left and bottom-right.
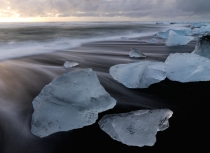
[
  {"x1": 201, "y1": 24, "x2": 210, "y2": 32},
  {"x1": 155, "y1": 30, "x2": 169, "y2": 39},
  {"x1": 110, "y1": 61, "x2": 166, "y2": 88},
  {"x1": 129, "y1": 48, "x2": 146, "y2": 58},
  {"x1": 155, "y1": 29, "x2": 187, "y2": 39},
  {"x1": 190, "y1": 22, "x2": 206, "y2": 28},
  {"x1": 64, "y1": 61, "x2": 79, "y2": 68},
  {"x1": 146, "y1": 38, "x2": 159, "y2": 43},
  {"x1": 98, "y1": 109, "x2": 173, "y2": 147},
  {"x1": 197, "y1": 25, "x2": 210, "y2": 34},
  {"x1": 31, "y1": 69, "x2": 116, "y2": 138},
  {"x1": 185, "y1": 28, "x2": 202, "y2": 36},
  {"x1": 193, "y1": 34, "x2": 210, "y2": 59},
  {"x1": 165, "y1": 53, "x2": 210, "y2": 82},
  {"x1": 165, "y1": 30, "x2": 194, "y2": 47}
]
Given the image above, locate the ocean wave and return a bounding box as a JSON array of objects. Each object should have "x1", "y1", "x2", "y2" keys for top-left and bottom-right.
[{"x1": 0, "y1": 22, "x2": 163, "y2": 61}]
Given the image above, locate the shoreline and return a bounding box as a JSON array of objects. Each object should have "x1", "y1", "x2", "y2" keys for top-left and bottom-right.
[{"x1": 1, "y1": 38, "x2": 210, "y2": 152}]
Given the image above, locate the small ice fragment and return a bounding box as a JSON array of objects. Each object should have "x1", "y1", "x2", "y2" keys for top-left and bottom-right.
[
  {"x1": 98, "y1": 109, "x2": 173, "y2": 147},
  {"x1": 64, "y1": 61, "x2": 79, "y2": 68},
  {"x1": 129, "y1": 48, "x2": 146, "y2": 58}
]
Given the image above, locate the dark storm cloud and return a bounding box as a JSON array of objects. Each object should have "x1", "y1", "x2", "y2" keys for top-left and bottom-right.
[
  {"x1": 0, "y1": 0, "x2": 209, "y2": 20},
  {"x1": 175, "y1": 0, "x2": 210, "y2": 14}
]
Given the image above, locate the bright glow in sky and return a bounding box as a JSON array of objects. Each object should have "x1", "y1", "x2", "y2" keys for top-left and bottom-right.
[
  {"x1": 0, "y1": 0, "x2": 210, "y2": 22},
  {"x1": 0, "y1": 17, "x2": 147, "y2": 22}
]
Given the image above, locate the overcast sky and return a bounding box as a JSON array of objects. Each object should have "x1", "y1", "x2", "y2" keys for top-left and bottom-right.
[{"x1": 0, "y1": 0, "x2": 210, "y2": 21}]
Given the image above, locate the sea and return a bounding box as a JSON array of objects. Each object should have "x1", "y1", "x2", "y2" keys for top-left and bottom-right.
[{"x1": 0, "y1": 22, "x2": 179, "y2": 60}]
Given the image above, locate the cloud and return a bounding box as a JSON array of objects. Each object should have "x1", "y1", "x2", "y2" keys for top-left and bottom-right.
[
  {"x1": 175, "y1": 0, "x2": 210, "y2": 14},
  {"x1": 0, "y1": 0, "x2": 209, "y2": 20}
]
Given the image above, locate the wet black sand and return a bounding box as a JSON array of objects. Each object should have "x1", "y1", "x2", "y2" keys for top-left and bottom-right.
[{"x1": 0, "y1": 38, "x2": 209, "y2": 153}]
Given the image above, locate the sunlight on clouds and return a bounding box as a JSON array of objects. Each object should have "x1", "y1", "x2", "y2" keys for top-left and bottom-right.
[
  {"x1": 0, "y1": 0, "x2": 209, "y2": 22},
  {"x1": 0, "y1": 16, "x2": 150, "y2": 22}
]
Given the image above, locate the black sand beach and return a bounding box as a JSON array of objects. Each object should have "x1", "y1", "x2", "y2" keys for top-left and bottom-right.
[{"x1": 0, "y1": 38, "x2": 209, "y2": 153}]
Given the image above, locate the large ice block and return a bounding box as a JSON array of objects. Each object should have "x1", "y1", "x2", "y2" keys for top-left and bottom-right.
[
  {"x1": 31, "y1": 69, "x2": 116, "y2": 137},
  {"x1": 165, "y1": 30, "x2": 194, "y2": 47},
  {"x1": 110, "y1": 61, "x2": 166, "y2": 88},
  {"x1": 98, "y1": 109, "x2": 173, "y2": 147},
  {"x1": 165, "y1": 53, "x2": 210, "y2": 82}
]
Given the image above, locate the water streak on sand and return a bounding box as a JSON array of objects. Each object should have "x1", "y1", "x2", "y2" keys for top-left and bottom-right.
[
  {"x1": 0, "y1": 22, "x2": 178, "y2": 61},
  {"x1": 1, "y1": 23, "x2": 208, "y2": 153}
]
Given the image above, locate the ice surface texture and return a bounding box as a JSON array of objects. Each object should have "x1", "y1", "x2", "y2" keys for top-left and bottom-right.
[
  {"x1": 155, "y1": 29, "x2": 187, "y2": 39},
  {"x1": 98, "y1": 109, "x2": 173, "y2": 147},
  {"x1": 193, "y1": 34, "x2": 210, "y2": 59},
  {"x1": 166, "y1": 53, "x2": 210, "y2": 82},
  {"x1": 155, "y1": 23, "x2": 210, "y2": 39},
  {"x1": 165, "y1": 30, "x2": 194, "y2": 47},
  {"x1": 200, "y1": 24, "x2": 210, "y2": 33},
  {"x1": 31, "y1": 68, "x2": 116, "y2": 137},
  {"x1": 190, "y1": 22, "x2": 206, "y2": 28},
  {"x1": 129, "y1": 48, "x2": 146, "y2": 58},
  {"x1": 64, "y1": 61, "x2": 79, "y2": 68},
  {"x1": 109, "y1": 61, "x2": 166, "y2": 88}
]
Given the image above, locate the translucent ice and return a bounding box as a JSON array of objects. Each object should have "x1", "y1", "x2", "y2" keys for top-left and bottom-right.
[
  {"x1": 165, "y1": 53, "x2": 210, "y2": 82},
  {"x1": 192, "y1": 34, "x2": 210, "y2": 59},
  {"x1": 201, "y1": 24, "x2": 210, "y2": 33},
  {"x1": 110, "y1": 61, "x2": 166, "y2": 88},
  {"x1": 31, "y1": 69, "x2": 116, "y2": 138},
  {"x1": 185, "y1": 28, "x2": 202, "y2": 36},
  {"x1": 98, "y1": 109, "x2": 173, "y2": 147},
  {"x1": 190, "y1": 22, "x2": 206, "y2": 28},
  {"x1": 165, "y1": 30, "x2": 194, "y2": 47},
  {"x1": 129, "y1": 48, "x2": 146, "y2": 58},
  {"x1": 155, "y1": 29, "x2": 187, "y2": 39},
  {"x1": 64, "y1": 61, "x2": 79, "y2": 68}
]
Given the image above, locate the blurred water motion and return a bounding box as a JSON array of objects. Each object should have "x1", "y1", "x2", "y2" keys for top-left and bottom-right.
[
  {"x1": 0, "y1": 23, "x2": 208, "y2": 152},
  {"x1": 0, "y1": 43, "x2": 174, "y2": 152}
]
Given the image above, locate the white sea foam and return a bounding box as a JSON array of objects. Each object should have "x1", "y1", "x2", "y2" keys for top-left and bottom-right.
[
  {"x1": 0, "y1": 22, "x2": 186, "y2": 61},
  {"x1": 0, "y1": 32, "x2": 157, "y2": 61}
]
